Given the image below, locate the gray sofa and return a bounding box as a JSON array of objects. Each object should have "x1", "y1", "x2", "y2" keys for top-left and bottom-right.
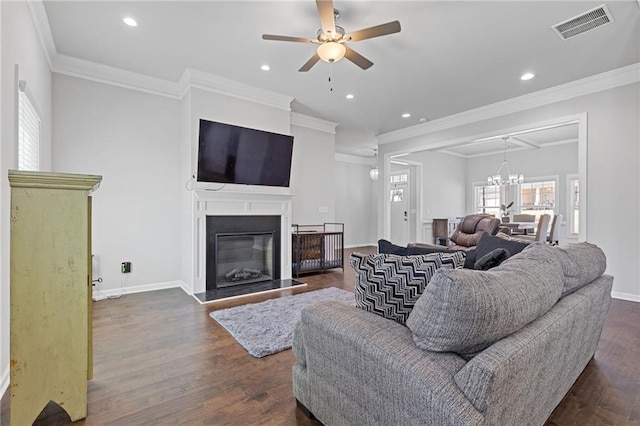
[{"x1": 292, "y1": 243, "x2": 612, "y2": 425}]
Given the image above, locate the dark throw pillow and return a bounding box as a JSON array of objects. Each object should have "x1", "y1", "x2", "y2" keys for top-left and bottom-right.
[
  {"x1": 350, "y1": 252, "x2": 466, "y2": 325},
  {"x1": 377, "y1": 239, "x2": 409, "y2": 256},
  {"x1": 475, "y1": 232, "x2": 530, "y2": 260},
  {"x1": 463, "y1": 249, "x2": 477, "y2": 269},
  {"x1": 474, "y1": 248, "x2": 510, "y2": 271}
]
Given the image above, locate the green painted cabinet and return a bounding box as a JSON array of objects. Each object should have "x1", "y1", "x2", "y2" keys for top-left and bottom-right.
[{"x1": 8, "y1": 170, "x2": 101, "y2": 425}]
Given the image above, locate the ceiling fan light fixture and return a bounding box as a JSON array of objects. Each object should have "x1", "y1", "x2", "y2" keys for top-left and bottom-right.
[{"x1": 317, "y1": 42, "x2": 346, "y2": 63}]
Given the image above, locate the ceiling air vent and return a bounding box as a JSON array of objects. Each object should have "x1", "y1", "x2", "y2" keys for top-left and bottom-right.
[{"x1": 552, "y1": 4, "x2": 613, "y2": 40}]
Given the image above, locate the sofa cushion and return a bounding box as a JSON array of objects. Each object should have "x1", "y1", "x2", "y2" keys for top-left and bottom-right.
[
  {"x1": 475, "y1": 232, "x2": 530, "y2": 260},
  {"x1": 553, "y1": 242, "x2": 607, "y2": 296},
  {"x1": 474, "y1": 248, "x2": 510, "y2": 271},
  {"x1": 350, "y1": 252, "x2": 466, "y2": 325},
  {"x1": 406, "y1": 244, "x2": 564, "y2": 357}
]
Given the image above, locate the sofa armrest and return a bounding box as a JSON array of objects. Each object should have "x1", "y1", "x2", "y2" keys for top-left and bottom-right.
[
  {"x1": 454, "y1": 274, "x2": 613, "y2": 424},
  {"x1": 293, "y1": 301, "x2": 483, "y2": 426}
]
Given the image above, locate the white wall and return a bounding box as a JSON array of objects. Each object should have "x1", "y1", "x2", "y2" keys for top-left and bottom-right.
[
  {"x1": 1, "y1": 0, "x2": 53, "y2": 395},
  {"x1": 334, "y1": 159, "x2": 377, "y2": 247},
  {"x1": 410, "y1": 150, "x2": 467, "y2": 219},
  {"x1": 386, "y1": 150, "x2": 466, "y2": 243},
  {"x1": 290, "y1": 124, "x2": 336, "y2": 225},
  {"x1": 52, "y1": 74, "x2": 183, "y2": 296},
  {"x1": 379, "y1": 83, "x2": 640, "y2": 301}
]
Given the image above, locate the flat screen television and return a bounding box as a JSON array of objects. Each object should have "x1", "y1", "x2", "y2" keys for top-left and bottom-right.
[{"x1": 197, "y1": 119, "x2": 294, "y2": 187}]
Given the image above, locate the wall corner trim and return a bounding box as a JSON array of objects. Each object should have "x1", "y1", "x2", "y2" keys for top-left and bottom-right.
[
  {"x1": 27, "y1": 0, "x2": 57, "y2": 69},
  {"x1": 291, "y1": 112, "x2": 338, "y2": 134}
]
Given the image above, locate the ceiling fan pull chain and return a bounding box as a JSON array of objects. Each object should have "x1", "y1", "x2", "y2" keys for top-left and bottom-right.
[{"x1": 328, "y1": 64, "x2": 334, "y2": 92}]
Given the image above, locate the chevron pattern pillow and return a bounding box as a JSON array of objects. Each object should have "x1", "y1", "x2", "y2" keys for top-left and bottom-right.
[{"x1": 350, "y1": 252, "x2": 466, "y2": 325}]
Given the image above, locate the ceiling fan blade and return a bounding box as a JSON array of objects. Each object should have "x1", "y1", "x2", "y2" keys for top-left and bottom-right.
[
  {"x1": 345, "y1": 21, "x2": 401, "y2": 42},
  {"x1": 262, "y1": 34, "x2": 315, "y2": 44},
  {"x1": 316, "y1": 0, "x2": 336, "y2": 36},
  {"x1": 299, "y1": 53, "x2": 321, "y2": 72},
  {"x1": 344, "y1": 46, "x2": 373, "y2": 70}
]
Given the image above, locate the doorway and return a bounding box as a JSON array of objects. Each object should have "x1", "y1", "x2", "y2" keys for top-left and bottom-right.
[{"x1": 389, "y1": 171, "x2": 410, "y2": 245}]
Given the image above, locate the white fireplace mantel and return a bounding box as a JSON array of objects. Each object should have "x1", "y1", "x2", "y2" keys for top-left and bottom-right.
[{"x1": 190, "y1": 188, "x2": 293, "y2": 295}]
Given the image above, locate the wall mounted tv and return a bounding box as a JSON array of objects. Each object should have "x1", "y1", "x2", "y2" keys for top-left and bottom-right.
[{"x1": 197, "y1": 119, "x2": 294, "y2": 187}]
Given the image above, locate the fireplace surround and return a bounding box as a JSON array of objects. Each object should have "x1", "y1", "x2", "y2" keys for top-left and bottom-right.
[{"x1": 190, "y1": 189, "x2": 300, "y2": 302}]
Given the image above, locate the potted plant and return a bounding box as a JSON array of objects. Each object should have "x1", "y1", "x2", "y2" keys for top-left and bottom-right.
[{"x1": 500, "y1": 201, "x2": 514, "y2": 223}]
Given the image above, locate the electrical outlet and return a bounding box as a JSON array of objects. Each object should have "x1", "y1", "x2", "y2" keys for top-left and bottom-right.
[{"x1": 121, "y1": 262, "x2": 131, "y2": 273}]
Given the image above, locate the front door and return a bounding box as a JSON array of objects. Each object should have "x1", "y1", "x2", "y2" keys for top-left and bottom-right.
[{"x1": 389, "y1": 171, "x2": 410, "y2": 245}]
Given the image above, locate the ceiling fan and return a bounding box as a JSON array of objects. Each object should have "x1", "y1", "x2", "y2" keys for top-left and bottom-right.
[{"x1": 262, "y1": 0, "x2": 401, "y2": 72}]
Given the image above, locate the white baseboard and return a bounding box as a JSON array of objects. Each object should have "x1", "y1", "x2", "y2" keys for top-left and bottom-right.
[
  {"x1": 1, "y1": 368, "x2": 9, "y2": 399},
  {"x1": 92, "y1": 280, "x2": 184, "y2": 300},
  {"x1": 611, "y1": 291, "x2": 640, "y2": 303}
]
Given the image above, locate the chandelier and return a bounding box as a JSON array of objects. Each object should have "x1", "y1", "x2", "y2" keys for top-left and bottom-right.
[{"x1": 487, "y1": 137, "x2": 524, "y2": 186}]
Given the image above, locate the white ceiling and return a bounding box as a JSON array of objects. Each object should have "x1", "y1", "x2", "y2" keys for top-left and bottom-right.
[{"x1": 42, "y1": 1, "x2": 640, "y2": 155}]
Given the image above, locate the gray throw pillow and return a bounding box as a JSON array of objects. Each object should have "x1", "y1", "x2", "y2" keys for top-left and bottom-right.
[
  {"x1": 406, "y1": 244, "x2": 564, "y2": 357},
  {"x1": 350, "y1": 252, "x2": 466, "y2": 325}
]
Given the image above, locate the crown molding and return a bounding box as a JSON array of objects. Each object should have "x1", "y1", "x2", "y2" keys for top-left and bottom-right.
[
  {"x1": 291, "y1": 112, "x2": 337, "y2": 134},
  {"x1": 51, "y1": 56, "x2": 294, "y2": 111},
  {"x1": 377, "y1": 62, "x2": 640, "y2": 145},
  {"x1": 335, "y1": 152, "x2": 374, "y2": 165},
  {"x1": 53, "y1": 54, "x2": 183, "y2": 99},
  {"x1": 179, "y1": 68, "x2": 293, "y2": 111},
  {"x1": 27, "y1": 0, "x2": 56, "y2": 69}
]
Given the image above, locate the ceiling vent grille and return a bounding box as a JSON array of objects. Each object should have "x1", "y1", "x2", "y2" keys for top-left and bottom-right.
[{"x1": 552, "y1": 5, "x2": 613, "y2": 40}]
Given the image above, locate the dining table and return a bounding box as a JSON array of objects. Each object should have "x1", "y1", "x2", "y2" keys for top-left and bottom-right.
[{"x1": 502, "y1": 221, "x2": 536, "y2": 235}]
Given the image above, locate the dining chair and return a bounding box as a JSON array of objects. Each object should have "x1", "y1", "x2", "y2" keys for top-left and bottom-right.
[
  {"x1": 511, "y1": 214, "x2": 536, "y2": 235},
  {"x1": 512, "y1": 214, "x2": 552, "y2": 243},
  {"x1": 547, "y1": 214, "x2": 563, "y2": 245},
  {"x1": 513, "y1": 214, "x2": 536, "y2": 222}
]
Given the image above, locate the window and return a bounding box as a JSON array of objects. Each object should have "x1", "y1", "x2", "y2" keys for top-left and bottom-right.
[
  {"x1": 568, "y1": 176, "x2": 580, "y2": 236},
  {"x1": 390, "y1": 173, "x2": 408, "y2": 184},
  {"x1": 18, "y1": 89, "x2": 40, "y2": 171},
  {"x1": 473, "y1": 178, "x2": 557, "y2": 221},
  {"x1": 519, "y1": 180, "x2": 556, "y2": 221},
  {"x1": 474, "y1": 184, "x2": 501, "y2": 217},
  {"x1": 390, "y1": 188, "x2": 404, "y2": 202}
]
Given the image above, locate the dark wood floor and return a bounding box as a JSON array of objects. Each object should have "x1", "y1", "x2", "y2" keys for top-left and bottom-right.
[{"x1": 2, "y1": 246, "x2": 639, "y2": 425}]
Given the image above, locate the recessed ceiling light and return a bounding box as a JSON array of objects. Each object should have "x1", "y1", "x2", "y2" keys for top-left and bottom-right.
[
  {"x1": 123, "y1": 17, "x2": 138, "y2": 27},
  {"x1": 521, "y1": 72, "x2": 535, "y2": 81},
  {"x1": 261, "y1": 64, "x2": 270, "y2": 71},
  {"x1": 402, "y1": 113, "x2": 411, "y2": 118},
  {"x1": 346, "y1": 94, "x2": 354, "y2": 100}
]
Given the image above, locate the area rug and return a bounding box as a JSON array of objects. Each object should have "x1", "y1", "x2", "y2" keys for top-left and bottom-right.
[{"x1": 210, "y1": 287, "x2": 354, "y2": 358}]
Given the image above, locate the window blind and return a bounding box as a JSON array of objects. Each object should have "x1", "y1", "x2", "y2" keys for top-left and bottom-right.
[{"x1": 18, "y1": 91, "x2": 40, "y2": 171}]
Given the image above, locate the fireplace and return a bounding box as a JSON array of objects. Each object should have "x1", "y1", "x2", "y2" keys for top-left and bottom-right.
[
  {"x1": 215, "y1": 232, "x2": 274, "y2": 287},
  {"x1": 206, "y1": 215, "x2": 281, "y2": 291}
]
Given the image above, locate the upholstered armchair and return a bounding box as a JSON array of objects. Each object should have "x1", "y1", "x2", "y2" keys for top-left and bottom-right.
[{"x1": 410, "y1": 214, "x2": 501, "y2": 251}]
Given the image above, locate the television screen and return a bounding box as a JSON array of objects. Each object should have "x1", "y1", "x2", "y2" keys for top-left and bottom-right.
[{"x1": 197, "y1": 119, "x2": 294, "y2": 187}]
